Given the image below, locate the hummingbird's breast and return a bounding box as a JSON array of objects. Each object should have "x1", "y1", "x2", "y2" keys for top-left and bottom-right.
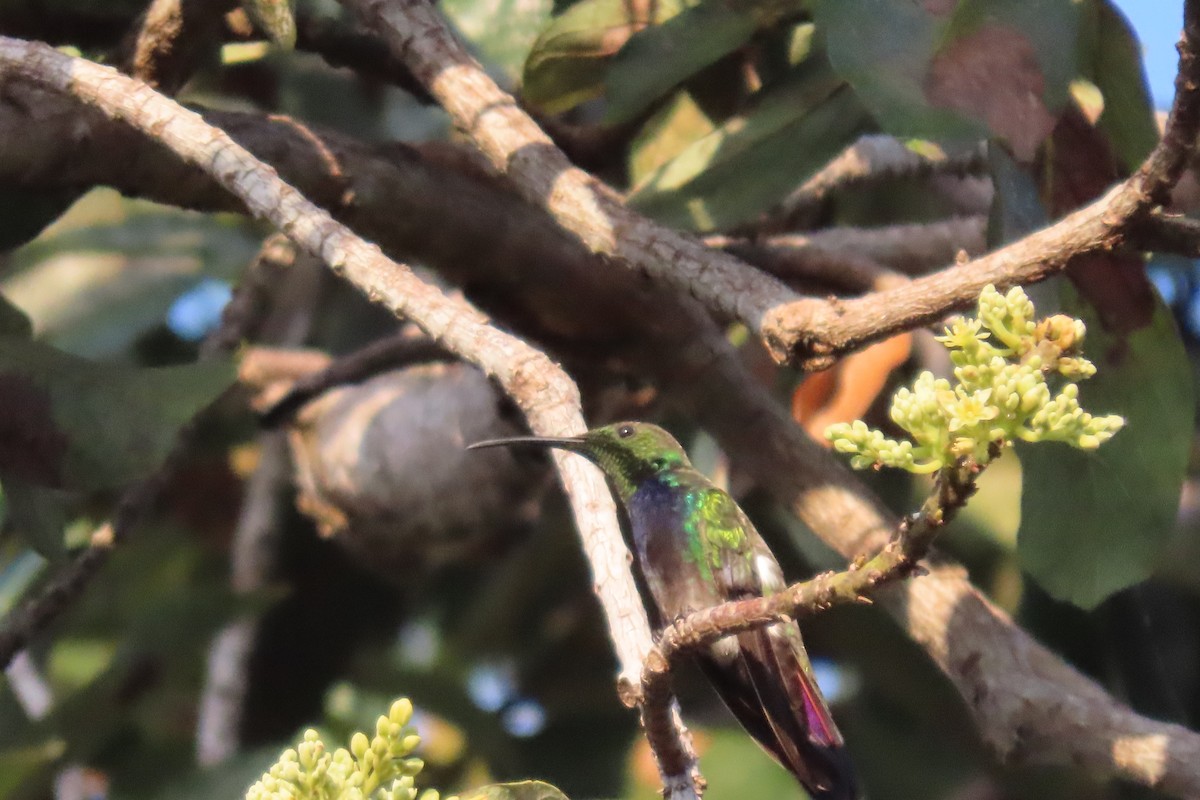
[{"x1": 627, "y1": 477, "x2": 725, "y2": 622}]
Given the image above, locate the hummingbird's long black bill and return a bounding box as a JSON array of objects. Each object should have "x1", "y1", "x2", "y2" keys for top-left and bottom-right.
[{"x1": 467, "y1": 435, "x2": 587, "y2": 452}]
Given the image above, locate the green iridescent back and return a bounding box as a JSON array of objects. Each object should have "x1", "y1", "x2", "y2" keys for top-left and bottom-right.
[{"x1": 677, "y1": 481, "x2": 755, "y2": 587}]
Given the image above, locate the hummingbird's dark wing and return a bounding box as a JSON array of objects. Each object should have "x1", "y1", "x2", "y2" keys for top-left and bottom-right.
[{"x1": 693, "y1": 487, "x2": 856, "y2": 800}]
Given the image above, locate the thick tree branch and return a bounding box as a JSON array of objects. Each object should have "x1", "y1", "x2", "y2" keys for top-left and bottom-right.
[
  {"x1": 292, "y1": 12, "x2": 433, "y2": 102},
  {"x1": 0, "y1": 37, "x2": 701, "y2": 797}
]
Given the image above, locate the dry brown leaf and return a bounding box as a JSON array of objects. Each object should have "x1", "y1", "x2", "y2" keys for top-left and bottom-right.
[
  {"x1": 925, "y1": 24, "x2": 1056, "y2": 162},
  {"x1": 792, "y1": 332, "x2": 913, "y2": 442}
]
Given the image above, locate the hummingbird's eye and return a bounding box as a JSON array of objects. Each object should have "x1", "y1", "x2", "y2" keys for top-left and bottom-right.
[{"x1": 617, "y1": 425, "x2": 634, "y2": 438}]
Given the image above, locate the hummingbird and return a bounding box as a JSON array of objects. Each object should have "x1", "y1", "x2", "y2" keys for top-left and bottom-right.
[{"x1": 470, "y1": 421, "x2": 857, "y2": 799}]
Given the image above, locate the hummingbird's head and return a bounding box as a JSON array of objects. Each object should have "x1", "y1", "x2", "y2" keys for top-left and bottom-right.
[
  {"x1": 468, "y1": 421, "x2": 691, "y2": 499},
  {"x1": 578, "y1": 421, "x2": 690, "y2": 480}
]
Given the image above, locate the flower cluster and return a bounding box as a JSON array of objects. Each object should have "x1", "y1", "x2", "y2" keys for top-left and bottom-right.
[
  {"x1": 246, "y1": 698, "x2": 451, "y2": 800},
  {"x1": 826, "y1": 285, "x2": 1125, "y2": 473}
]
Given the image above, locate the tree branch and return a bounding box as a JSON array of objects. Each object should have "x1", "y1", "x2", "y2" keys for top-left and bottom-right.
[
  {"x1": 198, "y1": 244, "x2": 319, "y2": 766},
  {"x1": 755, "y1": 135, "x2": 988, "y2": 234},
  {"x1": 723, "y1": 216, "x2": 988, "y2": 277},
  {"x1": 765, "y1": 1, "x2": 1200, "y2": 369},
  {"x1": 0, "y1": 36, "x2": 701, "y2": 797},
  {"x1": 258, "y1": 331, "x2": 455, "y2": 427},
  {"x1": 113, "y1": 0, "x2": 234, "y2": 92},
  {"x1": 342, "y1": 0, "x2": 1200, "y2": 370},
  {"x1": 341, "y1": 0, "x2": 805, "y2": 359},
  {"x1": 1131, "y1": 211, "x2": 1200, "y2": 257},
  {"x1": 707, "y1": 235, "x2": 910, "y2": 294},
  {"x1": 292, "y1": 12, "x2": 433, "y2": 102}
]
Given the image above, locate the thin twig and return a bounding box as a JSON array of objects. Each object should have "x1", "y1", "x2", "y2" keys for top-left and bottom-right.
[
  {"x1": 740, "y1": 217, "x2": 988, "y2": 275},
  {"x1": 757, "y1": 135, "x2": 988, "y2": 233},
  {"x1": 259, "y1": 331, "x2": 454, "y2": 428}
]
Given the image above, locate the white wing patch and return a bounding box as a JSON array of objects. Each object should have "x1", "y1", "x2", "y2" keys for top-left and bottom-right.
[{"x1": 754, "y1": 552, "x2": 786, "y2": 593}]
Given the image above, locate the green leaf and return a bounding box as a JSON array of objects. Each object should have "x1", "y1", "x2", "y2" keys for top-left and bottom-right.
[
  {"x1": 0, "y1": 293, "x2": 31, "y2": 339},
  {"x1": 522, "y1": 0, "x2": 687, "y2": 113},
  {"x1": 943, "y1": 0, "x2": 1081, "y2": 110},
  {"x1": 628, "y1": 91, "x2": 717, "y2": 185},
  {"x1": 816, "y1": 0, "x2": 1081, "y2": 159},
  {"x1": 627, "y1": 66, "x2": 868, "y2": 231},
  {"x1": 444, "y1": 0, "x2": 554, "y2": 80},
  {"x1": 5, "y1": 194, "x2": 258, "y2": 358},
  {"x1": 603, "y1": 2, "x2": 759, "y2": 124},
  {"x1": 0, "y1": 482, "x2": 72, "y2": 561},
  {"x1": 986, "y1": 143, "x2": 1189, "y2": 609},
  {"x1": 0, "y1": 549, "x2": 46, "y2": 614},
  {"x1": 463, "y1": 781, "x2": 571, "y2": 800},
  {"x1": 0, "y1": 339, "x2": 234, "y2": 492},
  {"x1": 1079, "y1": 0, "x2": 1159, "y2": 170},
  {"x1": 1018, "y1": 283, "x2": 1192, "y2": 608},
  {"x1": 0, "y1": 741, "x2": 66, "y2": 798}
]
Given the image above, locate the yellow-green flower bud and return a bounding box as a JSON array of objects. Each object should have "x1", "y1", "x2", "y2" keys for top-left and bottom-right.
[
  {"x1": 826, "y1": 284, "x2": 1123, "y2": 475},
  {"x1": 390, "y1": 699, "x2": 414, "y2": 727}
]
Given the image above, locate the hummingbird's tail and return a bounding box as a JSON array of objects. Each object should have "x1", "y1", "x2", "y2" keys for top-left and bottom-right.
[{"x1": 699, "y1": 623, "x2": 859, "y2": 799}]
